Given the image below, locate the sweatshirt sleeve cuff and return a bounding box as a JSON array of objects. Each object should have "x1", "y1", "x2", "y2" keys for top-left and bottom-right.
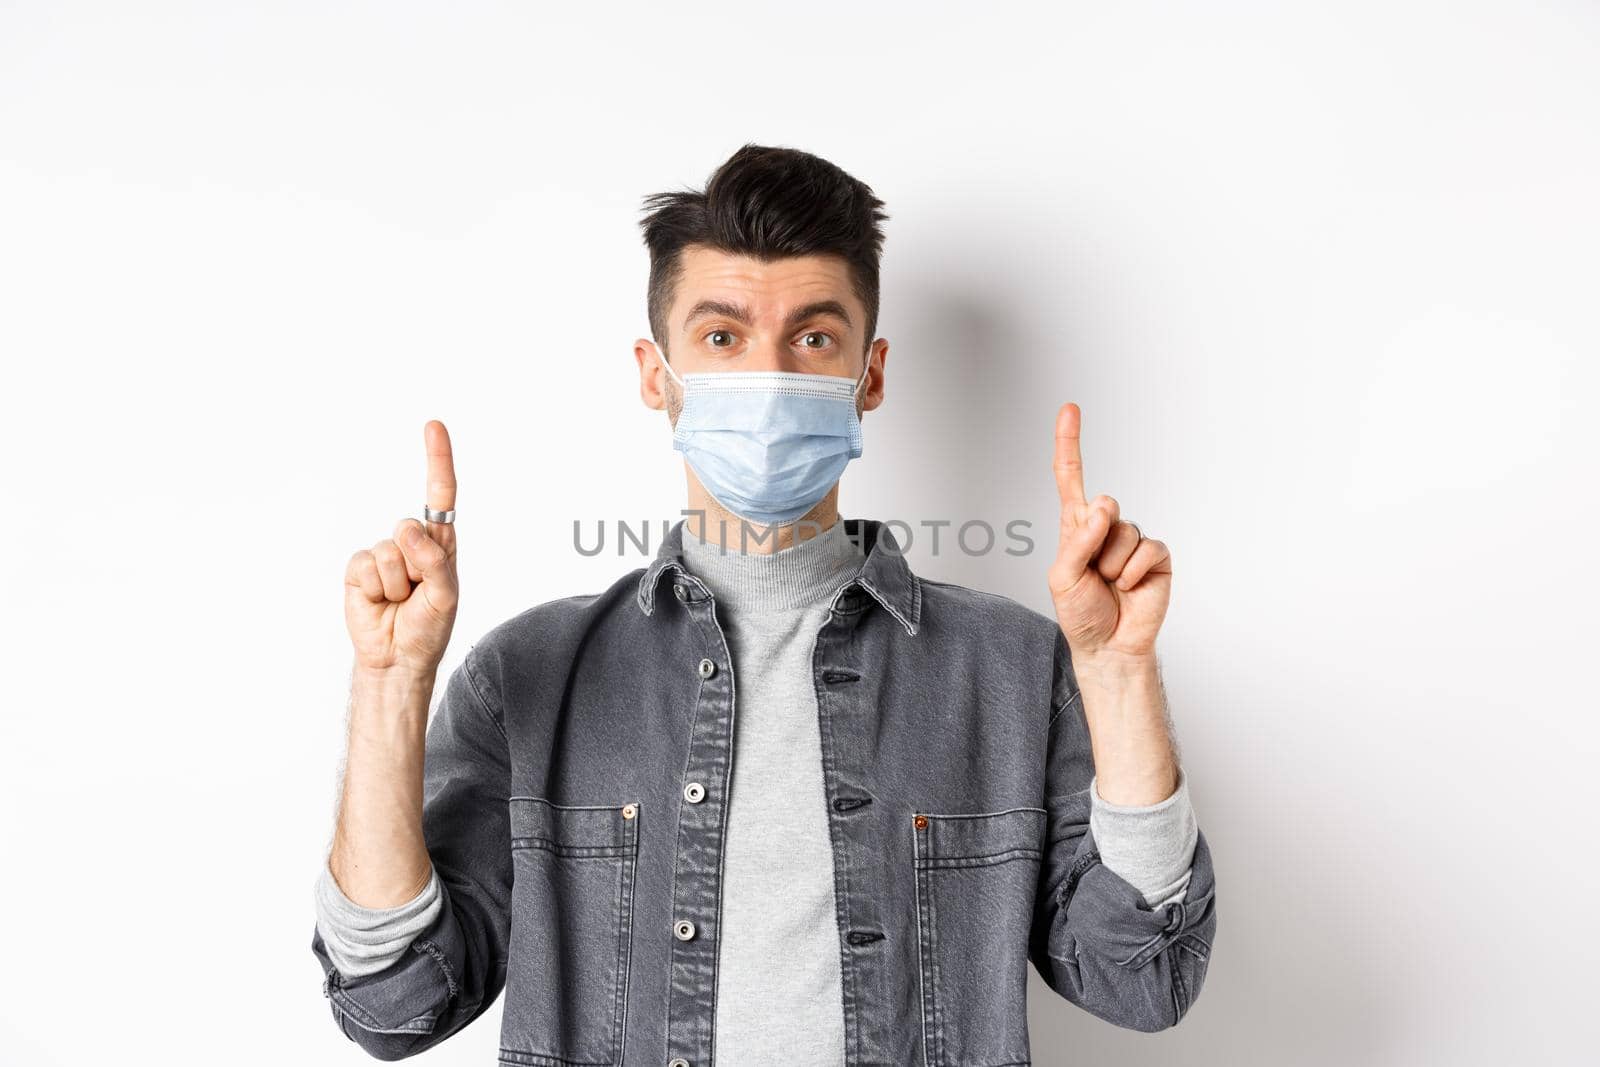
[
  {"x1": 1088, "y1": 766, "x2": 1200, "y2": 909},
  {"x1": 313, "y1": 859, "x2": 443, "y2": 978}
]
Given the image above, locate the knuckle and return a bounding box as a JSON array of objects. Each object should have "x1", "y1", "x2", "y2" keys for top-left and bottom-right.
[{"x1": 346, "y1": 551, "x2": 378, "y2": 585}]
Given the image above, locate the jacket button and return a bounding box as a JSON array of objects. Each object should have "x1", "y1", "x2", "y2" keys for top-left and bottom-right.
[
  {"x1": 621, "y1": 803, "x2": 637, "y2": 819},
  {"x1": 697, "y1": 657, "x2": 716, "y2": 679},
  {"x1": 674, "y1": 919, "x2": 696, "y2": 941},
  {"x1": 683, "y1": 781, "x2": 706, "y2": 803},
  {"x1": 913, "y1": 814, "x2": 928, "y2": 829},
  {"x1": 674, "y1": 583, "x2": 689, "y2": 601},
  {"x1": 669, "y1": 1059, "x2": 690, "y2": 1067}
]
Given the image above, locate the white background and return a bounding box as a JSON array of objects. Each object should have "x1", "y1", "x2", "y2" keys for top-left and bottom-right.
[{"x1": 3, "y1": 2, "x2": 1596, "y2": 1064}]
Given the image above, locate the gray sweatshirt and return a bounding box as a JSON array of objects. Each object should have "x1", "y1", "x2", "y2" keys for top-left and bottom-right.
[{"x1": 312, "y1": 518, "x2": 1199, "y2": 1045}]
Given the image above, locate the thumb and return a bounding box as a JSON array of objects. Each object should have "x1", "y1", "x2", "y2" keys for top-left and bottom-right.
[
  {"x1": 1053, "y1": 502, "x2": 1114, "y2": 582},
  {"x1": 394, "y1": 519, "x2": 455, "y2": 589}
]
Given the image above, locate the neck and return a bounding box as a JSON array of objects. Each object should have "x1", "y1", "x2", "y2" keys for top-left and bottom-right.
[{"x1": 682, "y1": 478, "x2": 841, "y2": 555}]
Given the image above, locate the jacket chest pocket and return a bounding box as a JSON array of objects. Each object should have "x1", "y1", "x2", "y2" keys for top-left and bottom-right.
[
  {"x1": 913, "y1": 805, "x2": 1046, "y2": 1067},
  {"x1": 503, "y1": 797, "x2": 640, "y2": 1067}
]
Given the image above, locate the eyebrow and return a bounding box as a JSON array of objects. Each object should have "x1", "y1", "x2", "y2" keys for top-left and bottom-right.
[{"x1": 682, "y1": 298, "x2": 853, "y2": 332}]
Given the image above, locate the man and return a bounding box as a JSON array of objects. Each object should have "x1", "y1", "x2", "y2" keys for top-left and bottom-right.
[{"x1": 311, "y1": 143, "x2": 1216, "y2": 1066}]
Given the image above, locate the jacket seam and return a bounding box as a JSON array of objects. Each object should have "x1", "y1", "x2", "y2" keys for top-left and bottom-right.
[
  {"x1": 1115, "y1": 927, "x2": 1173, "y2": 968},
  {"x1": 812, "y1": 620, "x2": 864, "y2": 1062},
  {"x1": 1048, "y1": 686, "x2": 1083, "y2": 730},
  {"x1": 684, "y1": 594, "x2": 734, "y2": 1064},
  {"x1": 463, "y1": 650, "x2": 510, "y2": 745},
  {"x1": 1058, "y1": 846, "x2": 1101, "y2": 912},
  {"x1": 410, "y1": 936, "x2": 459, "y2": 1001},
  {"x1": 328, "y1": 986, "x2": 437, "y2": 1035}
]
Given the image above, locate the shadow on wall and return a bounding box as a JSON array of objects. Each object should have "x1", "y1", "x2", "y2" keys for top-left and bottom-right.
[
  {"x1": 887, "y1": 269, "x2": 1400, "y2": 1065},
  {"x1": 864, "y1": 277, "x2": 1056, "y2": 606}
]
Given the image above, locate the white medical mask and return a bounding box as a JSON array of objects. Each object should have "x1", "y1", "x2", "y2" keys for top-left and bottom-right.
[{"x1": 661, "y1": 352, "x2": 871, "y2": 527}]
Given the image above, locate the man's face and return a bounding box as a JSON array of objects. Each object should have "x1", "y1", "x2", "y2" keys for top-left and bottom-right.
[{"x1": 635, "y1": 244, "x2": 883, "y2": 422}]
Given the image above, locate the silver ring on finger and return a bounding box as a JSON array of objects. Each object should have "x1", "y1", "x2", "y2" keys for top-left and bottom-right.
[{"x1": 424, "y1": 505, "x2": 455, "y2": 524}]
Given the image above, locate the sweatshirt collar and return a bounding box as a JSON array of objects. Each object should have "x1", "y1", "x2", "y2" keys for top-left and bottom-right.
[
  {"x1": 679, "y1": 515, "x2": 865, "y2": 614},
  {"x1": 637, "y1": 516, "x2": 922, "y2": 636}
]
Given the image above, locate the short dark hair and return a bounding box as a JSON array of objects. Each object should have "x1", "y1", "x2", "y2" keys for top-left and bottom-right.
[{"x1": 638, "y1": 143, "x2": 889, "y2": 356}]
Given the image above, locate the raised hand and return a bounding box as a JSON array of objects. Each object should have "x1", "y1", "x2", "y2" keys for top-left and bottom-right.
[
  {"x1": 343, "y1": 419, "x2": 461, "y2": 675},
  {"x1": 1047, "y1": 402, "x2": 1172, "y2": 661}
]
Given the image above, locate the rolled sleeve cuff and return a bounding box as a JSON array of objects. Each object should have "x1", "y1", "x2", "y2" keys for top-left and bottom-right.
[
  {"x1": 1056, "y1": 822, "x2": 1217, "y2": 971},
  {"x1": 1089, "y1": 766, "x2": 1199, "y2": 909},
  {"x1": 311, "y1": 873, "x2": 465, "y2": 1041}
]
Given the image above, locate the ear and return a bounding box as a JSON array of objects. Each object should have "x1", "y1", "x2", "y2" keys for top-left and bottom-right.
[
  {"x1": 635, "y1": 338, "x2": 668, "y2": 411},
  {"x1": 861, "y1": 338, "x2": 888, "y2": 414}
]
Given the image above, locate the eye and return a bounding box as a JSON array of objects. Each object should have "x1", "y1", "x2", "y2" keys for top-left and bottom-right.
[
  {"x1": 705, "y1": 329, "x2": 736, "y2": 348},
  {"x1": 798, "y1": 331, "x2": 835, "y2": 351}
]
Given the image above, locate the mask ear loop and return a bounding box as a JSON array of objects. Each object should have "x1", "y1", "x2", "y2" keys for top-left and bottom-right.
[
  {"x1": 844, "y1": 346, "x2": 872, "y2": 458},
  {"x1": 658, "y1": 345, "x2": 685, "y2": 390},
  {"x1": 853, "y1": 346, "x2": 873, "y2": 398}
]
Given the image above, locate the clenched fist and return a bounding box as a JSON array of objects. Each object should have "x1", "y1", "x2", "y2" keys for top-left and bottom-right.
[{"x1": 343, "y1": 420, "x2": 460, "y2": 676}]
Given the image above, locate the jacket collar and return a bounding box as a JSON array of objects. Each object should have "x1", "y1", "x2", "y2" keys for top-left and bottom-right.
[{"x1": 636, "y1": 516, "x2": 922, "y2": 636}]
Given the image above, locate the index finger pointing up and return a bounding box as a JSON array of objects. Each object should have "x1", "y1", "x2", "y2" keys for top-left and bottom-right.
[
  {"x1": 424, "y1": 419, "x2": 457, "y2": 530},
  {"x1": 1053, "y1": 401, "x2": 1087, "y2": 512}
]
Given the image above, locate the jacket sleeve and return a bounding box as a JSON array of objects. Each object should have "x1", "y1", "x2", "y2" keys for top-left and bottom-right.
[
  {"x1": 309, "y1": 651, "x2": 514, "y2": 1060},
  {"x1": 1028, "y1": 630, "x2": 1217, "y2": 1032}
]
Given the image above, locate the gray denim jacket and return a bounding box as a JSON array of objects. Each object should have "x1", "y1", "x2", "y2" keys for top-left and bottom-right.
[{"x1": 309, "y1": 518, "x2": 1218, "y2": 1065}]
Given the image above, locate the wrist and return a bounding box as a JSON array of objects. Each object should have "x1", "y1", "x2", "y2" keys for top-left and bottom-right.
[
  {"x1": 353, "y1": 661, "x2": 438, "y2": 691},
  {"x1": 349, "y1": 663, "x2": 437, "y2": 740},
  {"x1": 1074, "y1": 648, "x2": 1159, "y2": 689}
]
